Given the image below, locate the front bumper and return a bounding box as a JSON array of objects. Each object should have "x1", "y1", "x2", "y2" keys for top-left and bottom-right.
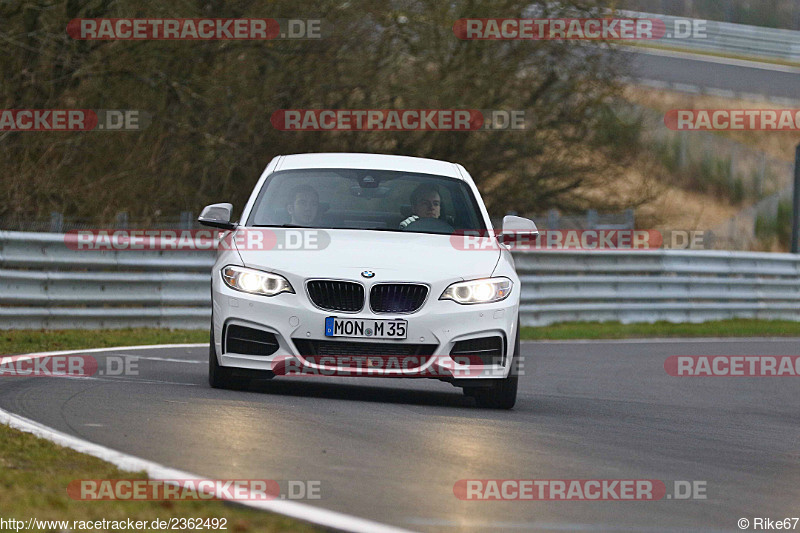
[{"x1": 212, "y1": 278, "x2": 519, "y2": 380}]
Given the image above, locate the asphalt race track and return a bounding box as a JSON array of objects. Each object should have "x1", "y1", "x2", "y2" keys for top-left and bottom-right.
[
  {"x1": 1, "y1": 339, "x2": 799, "y2": 532},
  {"x1": 621, "y1": 48, "x2": 800, "y2": 101}
]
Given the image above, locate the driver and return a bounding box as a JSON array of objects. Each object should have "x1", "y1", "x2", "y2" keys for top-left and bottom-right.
[
  {"x1": 287, "y1": 185, "x2": 320, "y2": 226},
  {"x1": 399, "y1": 184, "x2": 441, "y2": 229}
]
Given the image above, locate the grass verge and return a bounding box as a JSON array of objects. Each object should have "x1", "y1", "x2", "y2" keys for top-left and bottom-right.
[
  {"x1": 0, "y1": 425, "x2": 322, "y2": 532},
  {"x1": 0, "y1": 328, "x2": 207, "y2": 356},
  {"x1": 0, "y1": 328, "x2": 320, "y2": 532},
  {"x1": 521, "y1": 319, "x2": 800, "y2": 340}
]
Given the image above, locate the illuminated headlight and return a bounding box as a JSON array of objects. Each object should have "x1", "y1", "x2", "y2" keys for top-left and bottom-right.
[
  {"x1": 439, "y1": 277, "x2": 512, "y2": 304},
  {"x1": 221, "y1": 266, "x2": 294, "y2": 297}
]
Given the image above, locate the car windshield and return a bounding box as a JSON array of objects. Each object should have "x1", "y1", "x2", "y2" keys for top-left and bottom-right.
[{"x1": 246, "y1": 168, "x2": 486, "y2": 234}]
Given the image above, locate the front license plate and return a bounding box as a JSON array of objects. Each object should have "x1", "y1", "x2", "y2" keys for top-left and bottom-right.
[{"x1": 325, "y1": 317, "x2": 407, "y2": 339}]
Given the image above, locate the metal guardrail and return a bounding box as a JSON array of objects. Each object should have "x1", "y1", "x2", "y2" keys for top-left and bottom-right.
[
  {"x1": 623, "y1": 10, "x2": 800, "y2": 62},
  {"x1": 2, "y1": 231, "x2": 799, "y2": 329},
  {"x1": 516, "y1": 250, "x2": 800, "y2": 325},
  {"x1": 0, "y1": 231, "x2": 213, "y2": 329}
]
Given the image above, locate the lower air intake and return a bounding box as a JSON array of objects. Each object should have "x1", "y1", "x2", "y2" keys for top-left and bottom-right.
[
  {"x1": 225, "y1": 324, "x2": 279, "y2": 356},
  {"x1": 449, "y1": 336, "x2": 505, "y2": 366}
]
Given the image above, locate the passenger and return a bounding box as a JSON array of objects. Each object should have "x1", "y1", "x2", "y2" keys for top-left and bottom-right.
[{"x1": 287, "y1": 185, "x2": 320, "y2": 226}]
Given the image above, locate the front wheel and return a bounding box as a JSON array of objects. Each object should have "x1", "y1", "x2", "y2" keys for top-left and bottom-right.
[
  {"x1": 472, "y1": 373, "x2": 518, "y2": 409},
  {"x1": 465, "y1": 321, "x2": 521, "y2": 409}
]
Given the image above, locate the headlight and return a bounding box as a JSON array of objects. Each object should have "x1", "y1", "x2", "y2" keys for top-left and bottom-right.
[
  {"x1": 439, "y1": 277, "x2": 512, "y2": 304},
  {"x1": 221, "y1": 265, "x2": 294, "y2": 296}
]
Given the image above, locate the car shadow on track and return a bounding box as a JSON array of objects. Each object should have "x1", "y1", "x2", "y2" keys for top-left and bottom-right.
[{"x1": 234, "y1": 378, "x2": 478, "y2": 408}]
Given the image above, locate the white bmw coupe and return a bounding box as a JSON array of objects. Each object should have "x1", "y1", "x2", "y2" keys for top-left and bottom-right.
[{"x1": 199, "y1": 153, "x2": 537, "y2": 408}]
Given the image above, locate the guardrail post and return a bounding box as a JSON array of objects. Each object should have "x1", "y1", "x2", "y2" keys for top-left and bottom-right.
[
  {"x1": 115, "y1": 211, "x2": 129, "y2": 229},
  {"x1": 624, "y1": 209, "x2": 635, "y2": 230},
  {"x1": 587, "y1": 209, "x2": 598, "y2": 230},
  {"x1": 547, "y1": 209, "x2": 559, "y2": 229},
  {"x1": 49, "y1": 212, "x2": 63, "y2": 233},
  {"x1": 792, "y1": 143, "x2": 800, "y2": 254},
  {"x1": 180, "y1": 211, "x2": 193, "y2": 229}
]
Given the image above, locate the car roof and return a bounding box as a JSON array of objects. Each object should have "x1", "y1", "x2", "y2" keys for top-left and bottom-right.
[{"x1": 275, "y1": 153, "x2": 463, "y2": 179}]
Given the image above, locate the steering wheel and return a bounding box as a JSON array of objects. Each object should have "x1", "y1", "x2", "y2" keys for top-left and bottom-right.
[{"x1": 401, "y1": 217, "x2": 455, "y2": 234}]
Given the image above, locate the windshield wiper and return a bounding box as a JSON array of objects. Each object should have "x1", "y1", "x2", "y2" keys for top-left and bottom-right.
[
  {"x1": 252, "y1": 224, "x2": 313, "y2": 228},
  {"x1": 251, "y1": 225, "x2": 450, "y2": 234},
  {"x1": 338, "y1": 227, "x2": 404, "y2": 233}
]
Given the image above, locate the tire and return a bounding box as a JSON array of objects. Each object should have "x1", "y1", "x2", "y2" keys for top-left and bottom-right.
[
  {"x1": 467, "y1": 320, "x2": 521, "y2": 410},
  {"x1": 208, "y1": 328, "x2": 249, "y2": 390}
]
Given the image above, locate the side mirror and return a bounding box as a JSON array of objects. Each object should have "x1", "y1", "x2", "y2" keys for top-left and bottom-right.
[
  {"x1": 198, "y1": 203, "x2": 237, "y2": 230},
  {"x1": 499, "y1": 215, "x2": 538, "y2": 245}
]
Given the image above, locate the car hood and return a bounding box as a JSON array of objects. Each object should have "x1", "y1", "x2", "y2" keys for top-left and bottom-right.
[{"x1": 235, "y1": 228, "x2": 500, "y2": 282}]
